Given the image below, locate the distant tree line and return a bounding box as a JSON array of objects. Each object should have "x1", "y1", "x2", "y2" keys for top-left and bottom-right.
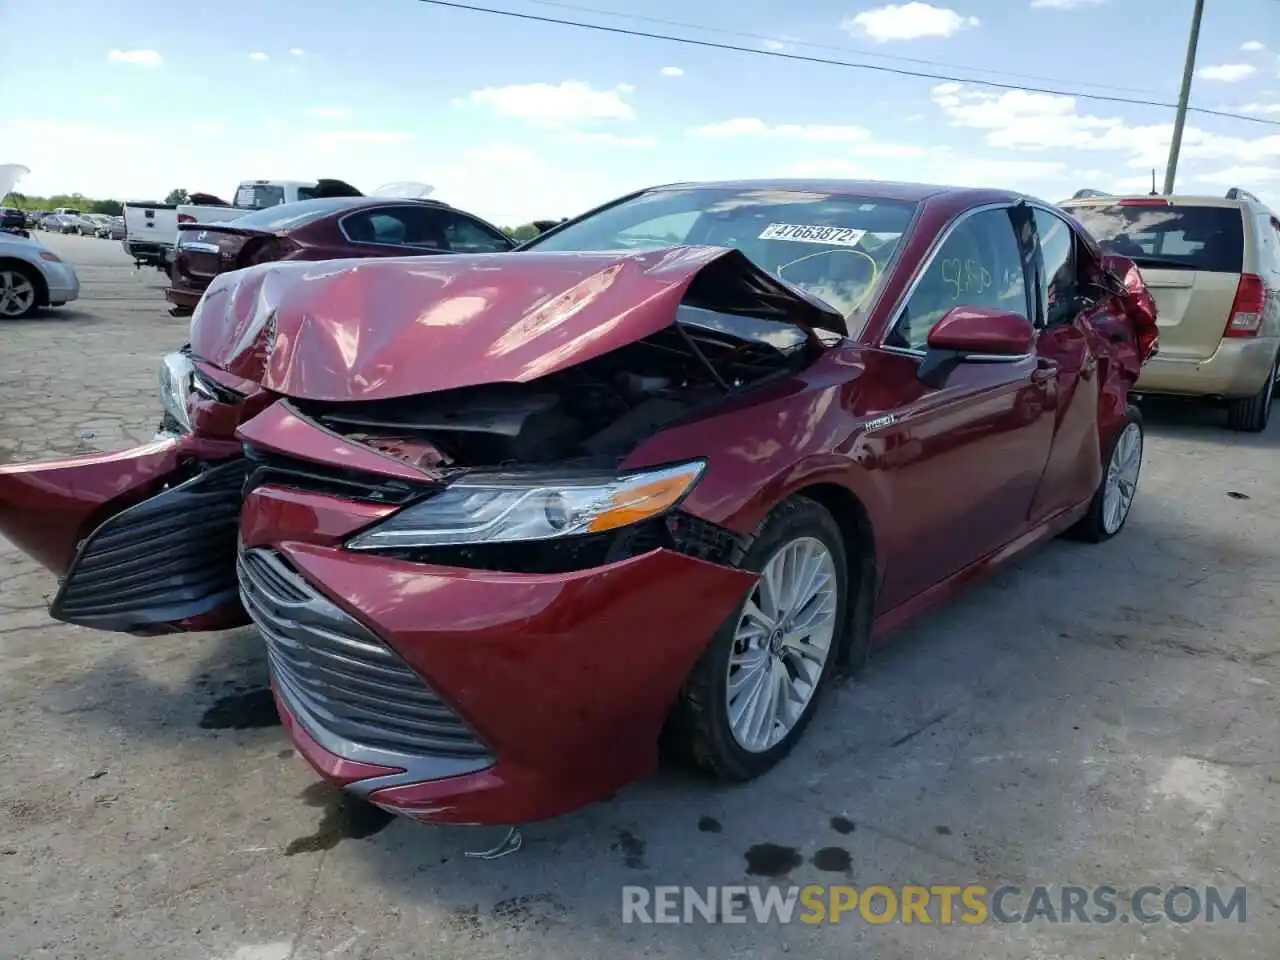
[{"x1": 1, "y1": 191, "x2": 125, "y2": 216}]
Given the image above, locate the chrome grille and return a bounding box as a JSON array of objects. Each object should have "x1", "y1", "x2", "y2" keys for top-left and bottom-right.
[{"x1": 238, "y1": 547, "x2": 489, "y2": 759}]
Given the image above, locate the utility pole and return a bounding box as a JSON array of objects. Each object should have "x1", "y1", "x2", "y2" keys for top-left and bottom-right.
[{"x1": 1163, "y1": 0, "x2": 1205, "y2": 195}]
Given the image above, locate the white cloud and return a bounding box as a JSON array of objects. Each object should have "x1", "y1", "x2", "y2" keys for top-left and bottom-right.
[
  {"x1": 1240, "y1": 41, "x2": 1265, "y2": 53},
  {"x1": 566, "y1": 131, "x2": 658, "y2": 148},
  {"x1": 1196, "y1": 63, "x2": 1256, "y2": 82},
  {"x1": 690, "y1": 117, "x2": 870, "y2": 142},
  {"x1": 1234, "y1": 102, "x2": 1280, "y2": 115},
  {"x1": 1030, "y1": 0, "x2": 1107, "y2": 8},
  {"x1": 289, "y1": 47, "x2": 305, "y2": 56},
  {"x1": 305, "y1": 106, "x2": 353, "y2": 120},
  {"x1": 843, "y1": 3, "x2": 980, "y2": 43},
  {"x1": 930, "y1": 82, "x2": 1280, "y2": 173},
  {"x1": 660, "y1": 66, "x2": 684, "y2": 77},
  {"x1": 190, "y1": 121, "x2": 226, "y2": 137},
  {"x1": 308, "y1": 130, "x2": 412, "y2": 146},
  {"x1": 784, "y1": 159, "x2": 867, "y2": 178},
  {"x1": 1192, "y1": 165, "x2": 1280, "y2": 185},
  {"x1": 762, "y1": 37, "x2": 799, "y2": 51},
  {"x1": 453, "y1": 80, "x2": 636, "y2": 125},
  {"x1": 249, "y1": 52, "x2": 270, "y2": 62},
  {"x1": 107, "y1": 49, "x2": 162, "y2": 67},
  {"x1": 102, "y1": 95, "x2": 123, "y2": 108}
]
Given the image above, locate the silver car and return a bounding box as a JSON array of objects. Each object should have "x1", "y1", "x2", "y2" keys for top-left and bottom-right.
[{"x1": 0, "y1": 232, "x2": 81, "y2": 319}]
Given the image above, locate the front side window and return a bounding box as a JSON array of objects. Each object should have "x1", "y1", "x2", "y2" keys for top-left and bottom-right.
[
  {"x1": 523, "y1": 187, "x2": 919, "y2": 330},
  {"x1": 887, "y1": 207, "x2": 1028, "y2": 351}
]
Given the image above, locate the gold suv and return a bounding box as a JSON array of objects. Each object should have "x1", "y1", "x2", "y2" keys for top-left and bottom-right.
[{"x1": 1061, "y1": 188, "x2": 1280, "y2": 432}]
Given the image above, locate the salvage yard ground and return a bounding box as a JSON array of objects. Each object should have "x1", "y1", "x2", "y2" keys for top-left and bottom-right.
[{"x1": 1, "y1": 233, "x2": 1278, "y2": 960}]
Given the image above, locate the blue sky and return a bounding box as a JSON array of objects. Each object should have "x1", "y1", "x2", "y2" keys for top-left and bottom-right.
[{"x1": 2, "y1": 0, "x2": 1277, "y2": 223}]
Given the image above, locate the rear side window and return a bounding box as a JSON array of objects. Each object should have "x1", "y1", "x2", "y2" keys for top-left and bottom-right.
[
  {"x1": 342, "y1": 205, "x2": 451, "y2": 248},
  {"x1": 1066, "y1": 203, "x2": 1244, "y2": 273}
]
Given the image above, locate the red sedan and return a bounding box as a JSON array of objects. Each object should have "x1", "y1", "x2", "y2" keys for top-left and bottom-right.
[
  {"x1": 165, "y1": 196, "x2": 515, "y2": 311},
  {"x1": 0, "y1": 180, "x2": 1158, "y2": 826}
]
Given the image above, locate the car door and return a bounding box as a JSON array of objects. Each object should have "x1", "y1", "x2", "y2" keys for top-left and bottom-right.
[
  {"x1": 871, "y1": 204, "x2": 1057, "y2": 611},
  {"x1": 1025, "y1": 206, "x2": 1110, "y2": 522}
]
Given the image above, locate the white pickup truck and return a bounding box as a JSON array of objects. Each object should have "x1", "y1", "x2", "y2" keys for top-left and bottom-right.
[{"x1": 123, "y1": 179, "x2": 366, "y2": 269}]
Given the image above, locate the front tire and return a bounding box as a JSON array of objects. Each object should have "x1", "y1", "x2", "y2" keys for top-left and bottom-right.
[
  {"x1": 0, "y1": 264, "x2": 41, "y2": 320},
  {"x1": 1069, "y1": 406, "x2": 1144, "y2": 543},
  {"x1": 665, "y1": 496, "x2": 849, "y2": 782},
  {"x1": 1226, "y1": 354, "x2": 1277, "y2": 433}
]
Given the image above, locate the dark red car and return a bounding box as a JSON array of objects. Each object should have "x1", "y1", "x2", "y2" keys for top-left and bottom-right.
[
  {"x1": 0, "y1": 180, "x2": 1158, "y2": 827},
  {"x1": 165, "y1": 196, "x2": 515, "y2": 311}
]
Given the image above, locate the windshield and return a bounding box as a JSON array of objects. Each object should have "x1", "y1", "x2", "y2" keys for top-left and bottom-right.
[
  {"x1": 525, "y1": 187, "x2": 918, "y2": 324},
  {"x1": 215, "y1": 197, "x2": 354, "y2": 231},
  {"x1": 1066, "y1": 203, "x2": 1244, "y2": 273}
]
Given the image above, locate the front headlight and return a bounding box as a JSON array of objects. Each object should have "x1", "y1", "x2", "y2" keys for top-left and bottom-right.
[
  {"x1": 157, "y1": 351, "x2": 195, "y2": 434},
  {"x1": 346, "y1": 460, "x2": 706, "y2": 551}
]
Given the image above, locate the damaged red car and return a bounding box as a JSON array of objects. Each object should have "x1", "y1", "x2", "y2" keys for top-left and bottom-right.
[{"x1": 0, "y1": 180, "x2": 1158, "y2": 826}]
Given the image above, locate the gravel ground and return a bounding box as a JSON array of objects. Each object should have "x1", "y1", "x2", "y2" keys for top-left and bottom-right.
[{"x1": 2, "y1": 232, "x2": 1278, "y2": 960}]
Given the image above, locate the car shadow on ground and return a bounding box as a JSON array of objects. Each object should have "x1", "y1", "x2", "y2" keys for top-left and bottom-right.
[
  {"x1": 1136, "y1": 395, "x2": 1279, "y2": 450},
  {"x1": 51, "y1": 488, "x2": 1280, "y2": 951}
]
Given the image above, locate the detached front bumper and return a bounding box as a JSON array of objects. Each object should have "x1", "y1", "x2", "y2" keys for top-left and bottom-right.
[{"x1": 238, "y1": 487, "x2": 756, "y2": 825}]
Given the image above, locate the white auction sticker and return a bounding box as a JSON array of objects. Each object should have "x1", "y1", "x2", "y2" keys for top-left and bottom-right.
[{"x1": 758, "y1": 223, "x2": 868, "y2": 246}]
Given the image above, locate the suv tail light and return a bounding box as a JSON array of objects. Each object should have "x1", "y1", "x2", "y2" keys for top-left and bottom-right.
[
  {"x1": 177, "y1": 214, "x2": 196, "y2": 224},
  {"x1": 1224, "y1": 274, "x2": 1267, "y2": 338}
]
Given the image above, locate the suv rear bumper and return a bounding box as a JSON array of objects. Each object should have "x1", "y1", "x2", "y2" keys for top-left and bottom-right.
[{"x1": 1135, "y1": 336, "x2": 1279, "y2": 399}]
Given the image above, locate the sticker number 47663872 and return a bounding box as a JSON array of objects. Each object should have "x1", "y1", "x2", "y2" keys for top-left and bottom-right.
[{"x1": 758, "y1": 222, "x2": 868, "y2": 246}]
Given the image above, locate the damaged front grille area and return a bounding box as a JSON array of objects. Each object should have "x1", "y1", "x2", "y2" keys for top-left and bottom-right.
[
  {"x1": 239, "y1": 547, "x2": 492, "y2": 764},
  {"x1": 378, "y1": 510, "x2": 751, "y2": 574}
]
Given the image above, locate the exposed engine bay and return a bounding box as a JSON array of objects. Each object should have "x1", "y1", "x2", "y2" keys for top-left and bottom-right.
[{"x1": 292, "y1": 304, "x2": 819, "y2": 471}]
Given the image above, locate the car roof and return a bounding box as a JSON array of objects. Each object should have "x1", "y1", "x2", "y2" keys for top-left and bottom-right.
[
  {"x1": 647, "y1": 178, "x2": 1035, "y2": 206},
  {"x1": 287, "y1": 196, "x2": 452, "y2": 211}
]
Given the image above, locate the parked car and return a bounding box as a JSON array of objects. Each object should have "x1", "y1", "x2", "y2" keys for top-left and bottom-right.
[
  {"x1": 1060, "y1": 187, "x2": 1279, "y2": 431},
  {"x1": 0, "y1": 207, "x2": 29, "y2": 237},
  {"x1": 0, "y1": 179, "x2": 1157, "y2": 825},
  {"x1": 95, "y1": 216, "x2": 126, "y2": 240},
  {"x1": 0, "y1": 230, "x2": 80, "y2": 318},
  {"x1": 165, "y1": 195, "x2": 515, "y2": 312}
]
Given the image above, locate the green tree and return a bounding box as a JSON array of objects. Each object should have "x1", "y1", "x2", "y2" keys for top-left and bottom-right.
[
  {"x1": 90, "y1": 199, "x2": 124, "y2": 216},
  {"x1": 509, "y1": 223, "x2": 540, "y2": 243},
  {"x1": 164, "y1": 188, "x2": 189, "y2": 205}
]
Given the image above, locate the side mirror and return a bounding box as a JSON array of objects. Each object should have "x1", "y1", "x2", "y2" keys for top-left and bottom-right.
[{"x1": 919, "y1": 306, "x2": 1034, "y2": 388}]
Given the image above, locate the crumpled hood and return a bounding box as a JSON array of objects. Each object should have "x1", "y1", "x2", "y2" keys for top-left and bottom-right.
[{"x1": 187, "y1": 246, "x2": 843, "y2": 402}]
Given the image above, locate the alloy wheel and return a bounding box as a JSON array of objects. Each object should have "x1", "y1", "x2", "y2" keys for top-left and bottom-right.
[
  {"x1": 0, "y1": 270, "x2": 36, "y2": 318},
  {"x1": 726, "y1": 536, "x2": 838, "y2": 753},
  {"x1": 1102, "y1": 422, "x2": 1142, "y2": 534}
]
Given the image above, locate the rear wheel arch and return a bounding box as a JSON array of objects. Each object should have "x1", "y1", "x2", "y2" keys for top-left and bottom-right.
[{"x1": 0, "y1": 258, "x2": 48, "y2": 307}]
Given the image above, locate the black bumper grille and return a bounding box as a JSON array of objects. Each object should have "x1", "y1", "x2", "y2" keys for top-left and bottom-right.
[
  {"x1": 243, "y1": 445, "x2": 429, "y2": 506},
  {"x1": 238, "y1": 547, "x2": 490, "y2": 760},
  {"x1": 50, "y1": 459, "x2": 248, "y2": 633}
]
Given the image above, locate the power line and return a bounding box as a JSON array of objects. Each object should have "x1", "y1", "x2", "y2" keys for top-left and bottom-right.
[
  {"x1": 520, "y1": 0, "x2": 1173, "y2": 99},
  {"x1": 415, "y1": 0, "x2": 1280, "y2": 127}
]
